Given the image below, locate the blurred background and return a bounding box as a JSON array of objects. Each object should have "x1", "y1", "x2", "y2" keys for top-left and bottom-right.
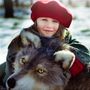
[{"x1": 0, "y1": 0, "x2": 90, "y2": 64}]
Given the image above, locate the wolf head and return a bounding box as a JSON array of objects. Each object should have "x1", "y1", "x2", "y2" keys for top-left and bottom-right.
[{"x1": 6, "y1": 47, "x2": 71, "y2": 90}]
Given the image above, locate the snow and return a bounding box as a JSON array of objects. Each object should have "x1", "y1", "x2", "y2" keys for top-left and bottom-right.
[{"x1": 0, "y1": 7, "x2": 90, "y2": 64}]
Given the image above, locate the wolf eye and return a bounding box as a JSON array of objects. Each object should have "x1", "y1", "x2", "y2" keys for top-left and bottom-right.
[
  {"x1": 36, "y1": 64, "x2": 47, "y2": 75},
  {"x1": 20, "y1": 56, "x2": 28, "y2": 65},
  {"x1": 36, "y1": 68, "x2": 45, "y2": 74}
]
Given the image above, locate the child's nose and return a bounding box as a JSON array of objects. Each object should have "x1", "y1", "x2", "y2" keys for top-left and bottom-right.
[
  {"x1": 45, "y1": 24, "x2": 54, "y2": 31},
  {"x1": 47, "y1": 22, "x2": 53, "y2": 28}
]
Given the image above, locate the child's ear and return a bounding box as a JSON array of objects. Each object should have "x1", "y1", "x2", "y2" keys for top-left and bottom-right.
[{"x1": 20, "y1": 30, "x2": 41, "y2": 48}]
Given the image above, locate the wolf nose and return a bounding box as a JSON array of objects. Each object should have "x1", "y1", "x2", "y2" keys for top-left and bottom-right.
[{"x1": 7, "y1": 78, "x2": 16, "y2": 89}]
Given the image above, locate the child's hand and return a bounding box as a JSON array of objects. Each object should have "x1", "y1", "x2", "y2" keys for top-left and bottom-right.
[{"x1": 54, "y1": 50, "x2": 75, "y2": 69}]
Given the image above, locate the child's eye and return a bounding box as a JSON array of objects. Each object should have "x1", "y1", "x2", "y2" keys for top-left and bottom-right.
[
  {"x1": 41, "y1": 19, "x2": 47, "y2": 21},
  {"x1": 52, "y1": 20, "x2": 59, "y2": 23}
]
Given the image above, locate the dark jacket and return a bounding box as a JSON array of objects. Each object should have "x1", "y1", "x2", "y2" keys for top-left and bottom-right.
[{"x1": 0, "y1": 24, "x2": 90, "y2": 85}]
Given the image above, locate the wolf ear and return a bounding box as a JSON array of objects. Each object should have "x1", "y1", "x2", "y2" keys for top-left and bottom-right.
[
  {"x1": 20, "y1": 30, "x2": 41, "y2": 48},
  {"x1": 54, "y1": 50, "x2": 75, "y2": 70}
]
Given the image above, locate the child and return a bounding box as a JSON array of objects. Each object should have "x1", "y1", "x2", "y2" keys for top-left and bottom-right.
[{"x1": 0, "y1": 0, "x2": 90, "y2": 87}]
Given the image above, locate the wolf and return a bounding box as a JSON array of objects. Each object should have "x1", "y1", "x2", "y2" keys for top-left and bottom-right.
[
  {"x1": 6, "y1": 45, "x2": 74, "y2": 90},
  {"x1": 4, "y1": 31, "x2": 90, "y2": 90}
]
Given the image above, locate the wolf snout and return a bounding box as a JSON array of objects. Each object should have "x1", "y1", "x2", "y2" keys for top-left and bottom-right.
[{"x1": 6, "y1": 77, "x2": 16, "y2": 89}]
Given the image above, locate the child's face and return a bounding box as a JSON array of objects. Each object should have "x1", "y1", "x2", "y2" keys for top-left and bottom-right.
[{"x1": 36, "y1": 17, "x2": 59, "y2": 37}]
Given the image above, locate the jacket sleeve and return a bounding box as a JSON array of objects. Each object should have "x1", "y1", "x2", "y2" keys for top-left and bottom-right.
[
  {"x1": 64, "y1": 31, "x2": 90, "y2": 77},
  {"x1": 0, "y1": 62, "x2": 6, "y2": 86},
  {"x1": 69, "y1": 58, "x2": 85, "y2": 77}
]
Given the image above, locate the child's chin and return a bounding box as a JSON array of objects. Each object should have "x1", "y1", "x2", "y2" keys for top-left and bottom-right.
[{"x1": 43, "y1": 33, "x2": 54, "y2": 37}]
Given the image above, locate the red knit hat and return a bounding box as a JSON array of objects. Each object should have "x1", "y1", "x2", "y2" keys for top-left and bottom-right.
[{"x1": 31, "y1": 0, "x2": 73, "y2": 28}]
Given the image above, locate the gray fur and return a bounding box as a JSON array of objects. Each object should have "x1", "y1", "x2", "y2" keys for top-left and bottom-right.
[{"x1": 21, "y1": 30, "x2": 41, "y2": 48}]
